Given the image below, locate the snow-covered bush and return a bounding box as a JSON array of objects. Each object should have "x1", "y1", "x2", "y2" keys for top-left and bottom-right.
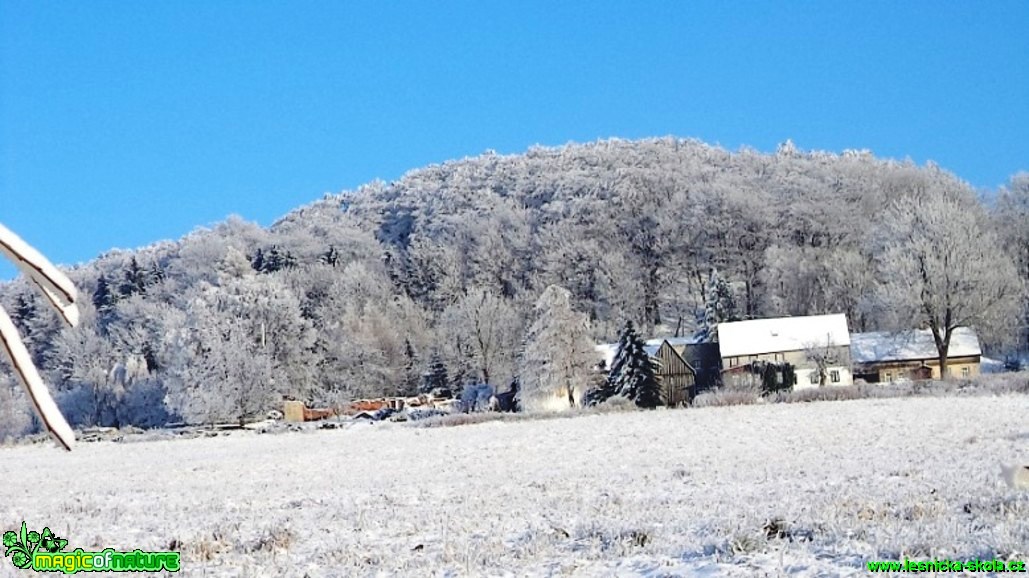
[
  {"x1": 591, "y1": 395, "x2": 637, "y2": 413},
  {"x1": 459, "y1": 383, "x2": 495, "y2": 413},
  {"x1": 692, "y1": 384, "x2": 762, "y2": 408}
]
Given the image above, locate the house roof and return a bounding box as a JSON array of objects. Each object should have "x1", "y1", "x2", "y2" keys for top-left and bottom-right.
[
  {"x1": 716, "y1": 314, "x2": 850, "y2": 358},
  {"x1": 850, "y1": 327, "x2": 981, "y2": 364},
  {"x1": 594, "y1": 336, "x2": 701, "y2": 369}
]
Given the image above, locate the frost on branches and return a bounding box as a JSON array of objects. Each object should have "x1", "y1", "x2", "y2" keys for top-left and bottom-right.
[{"x1": 517, "y1": 285, "x2": 595, "y2": 412}]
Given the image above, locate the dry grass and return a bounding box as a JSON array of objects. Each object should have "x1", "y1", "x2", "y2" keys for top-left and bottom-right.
[{"x1": 1, "y1": 394, "x2": 1026, "y2": 576}]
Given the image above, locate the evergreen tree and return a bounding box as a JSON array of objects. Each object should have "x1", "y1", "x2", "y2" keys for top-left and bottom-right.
[
  {"x1": 399, "y1": 338, "x2": 419, "y2": 396},
  {"x1": 93, "y1": 274, "x2": 117, "y2": 332},
  {"x1": 250, "y1": 248, "x2": 265, "y2": 272},
  {"x1": 782, "y1": 363, "x2": 797, "y2": 389},
  {"x1": 420, "y1": 352, "x2": 450, "y2": 396},
  {"x1": 147, "y1": 260, "x2": 166, "y2": 286},
  {"x1": 12, "y1": 293, "x2": 36, "y2": 326},
  {"x1": 586, "y1": 321, "x2": 635, "y2": 406},
  {"x1": 587, "y1": 320, "x2": 661, "y2": 408},
  {"x1": 9, "y1": 293, "x2": 51, "y2": 365},
  {"x1": 695, "y1": 268, "x2": 740, "y2": 342},
  {"x1": 612, "y1": 330, "x2": 662, "y2": 408},
  {"x1": 119, "y1": 257, "x2": 147, "y2": 297},
  {"x1": 321, "y1": 245, "x2": 341, "y2": 267}
]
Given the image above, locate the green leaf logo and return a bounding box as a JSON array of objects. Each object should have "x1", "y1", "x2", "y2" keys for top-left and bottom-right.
[{"x1": 4, "y1": 522, "x2": 68, "y2": 569}]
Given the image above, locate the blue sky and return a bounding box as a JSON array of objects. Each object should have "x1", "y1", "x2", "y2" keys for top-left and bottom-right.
[{"x1": 2, "y1": 1, "x2": 1027, "y2": 279}]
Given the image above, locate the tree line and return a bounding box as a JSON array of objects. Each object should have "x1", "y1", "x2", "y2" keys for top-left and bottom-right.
[{"x1": 0, "y1": 137, "x2": 1025, "y2": 437}]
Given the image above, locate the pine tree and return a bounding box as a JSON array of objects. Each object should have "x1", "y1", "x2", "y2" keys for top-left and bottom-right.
[
  {"x1": 147, "y1": 260, "x2": 165, "y2": 286},
  {"x1": 93, "y1": 274, "x2": 117, "y2": 332},
  {"x1": 399, "y1": 338, "x2": 419, "y2": 396},
  {"x1": 695, "y1": 268, "x2": 740, "y2": 342},
  {"x1": 119, "y1": 257, "x2": 147, "y2": 297},
  {"x1": 612, "y1": 330, "x2": 662, "y2": 408},
  {"x1": 321, "y1": 245, "x2": 341, "y2": 267},
  {"x1": 420, "y1": 353, "x2": 450, "y2": 396},
  {"x1": 586, "y1": 321, "x2": 634, "y2": 406},
  {"x1": 250, "y1": 248, "x2": 265, "y2": 272},
  {"x1": 587, "y1": 320, "x2": 661, "y2": 408}
]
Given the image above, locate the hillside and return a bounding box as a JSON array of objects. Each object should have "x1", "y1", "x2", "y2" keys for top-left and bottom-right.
[{"x1": 0, "y1": 137, "x2": 1026, "y2": 432}]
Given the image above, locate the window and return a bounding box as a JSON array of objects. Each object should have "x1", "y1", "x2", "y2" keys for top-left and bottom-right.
[
  {"x1": 774, "y1": 353, "x2": 784, "y2": 362},
  {"x1": 885, "y1": 372, "x2": 893, "y2": 383},
  {"x1": 830, "y1": 370, "x2": 840, "y2": 383},
  {"x1": 961, "y1": 367, "x2": 970, "y2": 378},
  {"x1": 729, "y1": 357, "x2": 737, "y2": 368},
  {"x1": 809, "y1": 372, "x2": 819, "y2": 384}
]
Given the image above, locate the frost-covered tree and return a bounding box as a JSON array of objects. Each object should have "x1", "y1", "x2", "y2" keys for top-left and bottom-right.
[
  {"x1": 872, "y1": 194, "x2": 1024, "y2": 376},
  {"x1": 4, "y1": 136, "x2": 1025, "y2": 439},
  {"x1": 0, "y1": 372, "x2": 34, "y2": 441},
  {"x1": 993, "y1": 172, "x2": 1029, "y2": 351},
  {"x1": 302, "y1": 261, "x2": 428, "y2": 402},
  {"x1": 695, "y1": 268, "x2": 739, "y2": 342},
  {"x1": 517, "y1": 285, "x2": 595, "y2": 412},
  {"x1": 167, "y1": 313, "x2": 276, "y2": 425},
  {"x1": 52, "y1": 311, "x2": 124, "y2": 427},
  {"x1": 442, "y1": 288, "x2": 521, "y2": 387}
]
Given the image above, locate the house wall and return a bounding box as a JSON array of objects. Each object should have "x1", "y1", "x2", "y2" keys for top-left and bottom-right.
[
  {"x1": 858, "y1": 356, "x2": 981, "y2": 382},
  {"x1": 794, "y1": 367, "x2": 853, "y2": 389},
  {"x1": 654, "y1": 342, "x2": 696, "y2": 406},
  {"x1": 720, "y1": 345, "x2": 854, "y2": 387},
  {"x1": 676, "y1": 342, "x2": 721, "y2": 391}
]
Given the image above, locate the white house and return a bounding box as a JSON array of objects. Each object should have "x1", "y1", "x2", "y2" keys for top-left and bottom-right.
[{"x1": 716, "y1": 313, "x2": 853, "y2": 388}]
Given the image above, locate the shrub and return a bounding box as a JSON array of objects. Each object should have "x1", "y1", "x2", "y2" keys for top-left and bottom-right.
[
  {"x1": 592, "y1": 395, "x2": 637, "y2": 413},
  {"x1": 692, "y1": 384, "x2": 762, "y2": 408}
]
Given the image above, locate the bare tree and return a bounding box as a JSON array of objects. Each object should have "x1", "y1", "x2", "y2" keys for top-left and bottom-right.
[{"x1": 803, "y1": 336, "x2": 840, "y2": 387}]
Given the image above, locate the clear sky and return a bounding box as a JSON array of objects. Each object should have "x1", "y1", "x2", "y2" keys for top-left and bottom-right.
[{"x1": 2, "y1": 1, "x2": 1027, "y2": 279}]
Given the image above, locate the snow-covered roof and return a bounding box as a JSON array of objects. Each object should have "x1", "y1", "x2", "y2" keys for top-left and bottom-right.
[
  {"x1": 594, "y1": 335, "x2": 700, "y2": 369},
  {"x1": 850, "y1": 327, "x2": 981, "y2": 364},
  {"x1": 716, "y1": 314, "x2": 850, "y2": 358}
]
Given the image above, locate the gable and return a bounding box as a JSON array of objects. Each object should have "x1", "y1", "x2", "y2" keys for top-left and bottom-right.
[
  {"x1": 653, "y1": 341, "x2": 696, "y2": 374},
  {"x1": 595, "y1": 337, "x2": 700, "y2": 372}
]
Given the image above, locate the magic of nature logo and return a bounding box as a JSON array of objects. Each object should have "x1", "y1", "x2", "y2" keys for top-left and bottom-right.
[{"x1": 4, "y1": 521, "x2": 180, "y2": 573}]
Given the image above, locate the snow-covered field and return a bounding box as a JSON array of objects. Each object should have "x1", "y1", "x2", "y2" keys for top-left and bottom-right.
[{"x1": 2, "y1": 395, "x2": 1028, "y2": 577}]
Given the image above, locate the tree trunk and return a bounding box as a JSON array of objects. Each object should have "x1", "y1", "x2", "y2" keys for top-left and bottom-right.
[{"x1": 931, "y1": 325, "x2": 952, "y2": 380}]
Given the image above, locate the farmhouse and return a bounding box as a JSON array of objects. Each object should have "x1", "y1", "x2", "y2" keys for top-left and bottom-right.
[
  {"x1": 850, "y1": 327, "x2": 982, "y2": 382},
  {"x1": 716, "y1": 313, "x2": 853, "y2": 388},
  {"x1": 596, "y1": 337, "x2": 699, "y2": 406}
]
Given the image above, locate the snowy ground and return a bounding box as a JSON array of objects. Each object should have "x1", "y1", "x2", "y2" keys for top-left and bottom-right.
[{"x1": 2, "y1": 395, "x2": 1028, "y2": 577}]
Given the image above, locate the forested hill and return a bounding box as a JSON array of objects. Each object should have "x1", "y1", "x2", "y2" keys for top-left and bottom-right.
[{"x1": 1, "y1": 137, "x2": 1026, "y2": 432}]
